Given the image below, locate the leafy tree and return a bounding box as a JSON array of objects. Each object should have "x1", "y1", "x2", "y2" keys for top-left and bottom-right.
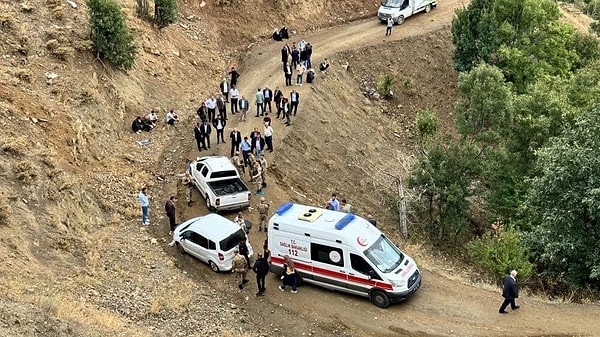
[
  {"x1": 87, "y1": 0, "x2": 138, "y2": 70},
  {"x1": 415, "y1": 108, "x2": 440, "y2": 142},
  {"x1": 408, "y1": 139, "x2": 481, "y2": 241},
  {"x1": 468, "y1": 225, "x2": 534, "y2": 279},
  {"x1": 154, "y1": 0, "x2": 178, "y2": 28},
  {"x1": 451, "y1": 0, "x2": 499, "y2": 72},
  {"x1": 376, "y1": 73, "x2": 394, "y2": 99},
  {"x1": 455, "y1": 63, "x2": 513, "y2": 144},
  {"x1": 523, "y1": 107, "x2": 600, "y2": 288}
]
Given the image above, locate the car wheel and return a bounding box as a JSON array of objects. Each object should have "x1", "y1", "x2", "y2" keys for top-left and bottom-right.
[
  {"x1": 425, "y1": 4, "x2": 432, "y2": 13},
  {"x1": 176, "y1": 242, "x2": 186, "y2": 255},
  {"x1": 396, "y1": 15, "x2": 405, "y2": 25},
  {"x1": 370, "y1": 290, "x2": 391, "y2": 308},
  {"x1": 209, "y1": 261, "x2": 219, "y2": 273}
]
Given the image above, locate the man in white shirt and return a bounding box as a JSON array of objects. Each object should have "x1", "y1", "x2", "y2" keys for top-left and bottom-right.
[
  {"x1": 205, "y1": 96, "x2": 217, "y2": 122},
  {"x1": 229, "y1": 85, "x2": 240, "y2": 114},
  {"x1": 166, "y1": 109, "x2": 179, "y2": 125},
  {"x1": 263, "y1": 122, "x2": 274, "y2": 153}
]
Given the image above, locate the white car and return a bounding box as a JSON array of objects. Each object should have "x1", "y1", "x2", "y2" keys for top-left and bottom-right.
[{"x1": 173, "y1": 214, "x2": 253, "y2": 272}]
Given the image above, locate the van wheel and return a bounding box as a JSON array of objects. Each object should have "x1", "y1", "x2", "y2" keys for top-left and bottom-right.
[
  {"x1": 176, "y1": 242, "x2": 186, "y2": 255},
  {"x1": 425, "y1": 4, "x2": 432, "y2": 13},
  {"x1": 396, "y1": 15, "x2": 405, "y2": 25},
  {"x1": 209, "y1": 261, "x2": 219, "y2": 273},
  {"x1": 370, "y1": 290, "x2": 391, "y2": 308}
]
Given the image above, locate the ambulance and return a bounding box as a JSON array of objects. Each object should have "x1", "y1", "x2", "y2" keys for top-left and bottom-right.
[{"x1": 267, "y1": 202, "x2": 421, "y2": 308}]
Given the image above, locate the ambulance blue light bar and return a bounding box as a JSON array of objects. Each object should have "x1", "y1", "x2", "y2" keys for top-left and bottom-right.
[
  {"x1": 275, "y1": 202, "x2": 294, "y2": 215},
  {"x1": 335, "y1": 214, "x2": 355, "y2": 230}
]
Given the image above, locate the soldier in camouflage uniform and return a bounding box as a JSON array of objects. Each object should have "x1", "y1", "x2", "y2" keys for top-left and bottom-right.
[
  {"x1": 256, "y1": 197, "x2": 270, "y2": 232},
  {"x1": 182, "y1": 172, "x2": 193, "y2": 207}
]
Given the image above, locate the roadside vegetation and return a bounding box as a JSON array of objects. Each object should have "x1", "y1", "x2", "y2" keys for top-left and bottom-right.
[{"x1": 408, "y1": 0, "x2": 600, "y2": 295}]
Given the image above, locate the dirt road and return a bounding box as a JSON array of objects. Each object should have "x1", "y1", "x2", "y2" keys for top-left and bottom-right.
[{"x1": 165, "y1": 2, "x2": 600, "y2": 336}]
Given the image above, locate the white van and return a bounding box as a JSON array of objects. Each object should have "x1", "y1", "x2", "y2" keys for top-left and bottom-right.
[
  {"x1": 377, "y1": 0, "x2": 437, "y2": 25},
  {"x1": 267, "y1": 203, "x2": 421, "y2": 308},
  {"x1": 173, "y1": 213, "x2": 253, "y2": 272}
]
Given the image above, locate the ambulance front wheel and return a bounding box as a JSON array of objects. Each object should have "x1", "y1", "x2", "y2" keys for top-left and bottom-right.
[{"x1": 370, "y1": 290, "x2": 390, "y2": 308}]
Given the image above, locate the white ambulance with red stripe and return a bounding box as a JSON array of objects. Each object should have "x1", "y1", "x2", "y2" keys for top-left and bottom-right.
[{"x1": 267, "y1": 202, "x2": 421, "y2": 308}]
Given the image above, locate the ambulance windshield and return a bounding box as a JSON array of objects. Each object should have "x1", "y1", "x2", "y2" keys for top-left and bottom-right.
[{"x1": 364, "y1": 235, "x2": 405, "y2": 273}]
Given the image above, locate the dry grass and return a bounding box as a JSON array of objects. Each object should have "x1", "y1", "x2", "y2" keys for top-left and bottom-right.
[
  {"x1": 15, "y1": 68, "x2": 33, "y2": 82},
  {"x1": 52, "y1": 5, "x2": 64, "y2": 20},
  {"x1": 0, "y1": 12, "x2": 17, "y2": 28},
  {"x1": 0, "y1": 197, "x2": 11, "y2": 226},
  {"x1": 16, "y1": 160, "x2": 37, "y2": 183},
  {"x1": 1, "y1": 136, "x2": 29, "y2": 156},
  {"x1": 46, "y1": 39, "x2": 59, "y2": 51}
]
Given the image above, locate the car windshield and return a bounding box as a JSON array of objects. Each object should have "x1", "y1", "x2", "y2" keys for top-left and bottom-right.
[
  {"x1": 382, "y1": 0, "x2": 402, "y2": 7},
  {"x1": 364, "y1": 235, "x2": 405, "y2": 273},
  {"x1": 219, "y1": 228, "x2": 246, "y2": 251}
]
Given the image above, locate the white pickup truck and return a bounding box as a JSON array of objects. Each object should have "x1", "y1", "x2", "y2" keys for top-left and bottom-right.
[
  {"x1": 377, "y1": 0, "x2": 436, "y2": 25},
  {"x1": 188, "y1": 156, "x2": 251, "y2": 212}
]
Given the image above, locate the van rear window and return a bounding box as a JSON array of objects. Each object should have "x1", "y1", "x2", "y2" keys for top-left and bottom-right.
[{"x1": 220, "y1": 228, "x2": 247, "y2": 251}]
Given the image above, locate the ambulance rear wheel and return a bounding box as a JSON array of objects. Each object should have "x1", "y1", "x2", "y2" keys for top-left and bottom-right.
[
  {"x1": 370, "y1": 290, "x2": 390, "y2": 308},
  {"x1": 425, "y1": 4, "x2": 432, "y2": 13}
]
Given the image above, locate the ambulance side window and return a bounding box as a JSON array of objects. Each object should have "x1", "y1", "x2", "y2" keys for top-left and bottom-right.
[
  {"x1": 310, "y1": 243, "x2": 344, "y2": 267},
  {"x1": 350, "y1": 254, "x2": 381, "y2": 280}
]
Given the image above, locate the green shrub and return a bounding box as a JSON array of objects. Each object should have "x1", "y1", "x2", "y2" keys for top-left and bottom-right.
[
  {"x1": 415, "y1": 108, "x2": 440, "y2": 140},
  {"x1": 87, "y1": 0, "x2": 137, "y2": 70},
  {"x1": 376, "y1": 73, "x2": 394, "y2": 98},
  {"x1": 467, "y1": 225, "x2": 533, "y2": 280},
  {"x1": 154, "y1": 0, "x2": 178, "y2": 28}
]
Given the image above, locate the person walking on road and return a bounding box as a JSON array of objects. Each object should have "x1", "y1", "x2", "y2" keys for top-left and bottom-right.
[
  {"x1": 256, "y1": 197, "x2": 270, "y2": 232},
  {"x1": 253, "y1": 253, "x2": 270, "y2": 296},
  {"x1": 232, "y1": 249, "x2": 249, "y2": 289},
  {"x1": 165, "y1": 196, "x2": 177, "y2": 234},
  {"x1": 386, "y1": 17, "x2": 394, "y2": 36},
  {"x1": 499, "y1": 270, "x2": 520, "y2": 314},
  {"x1": 278, "y1": 255, "x2": 298, "y2": 293},
  {"x1": 138, "y1": 187, "x2": 150, "y2": 226}
]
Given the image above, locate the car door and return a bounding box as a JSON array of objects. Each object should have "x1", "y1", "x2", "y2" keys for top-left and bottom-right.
[
  {"x1": 181, "y1": 231, "x2": 210, "y2": 264},
  {"x1": 347, "y1": 253, "x2": 383, "y2": 295}
]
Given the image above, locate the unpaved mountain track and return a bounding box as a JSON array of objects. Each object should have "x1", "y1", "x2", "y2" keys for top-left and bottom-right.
[{"x1": 161, "y1": 2, "x2": 600, "y2": 336}]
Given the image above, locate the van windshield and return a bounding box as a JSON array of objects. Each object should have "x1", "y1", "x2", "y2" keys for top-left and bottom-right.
[
  {"x1": 364, "y1": 235, "x2": 405, "y2": 273},
  {"x1": 219, "y1": 228, "x2": 246, "y2": 251},
  {"x1": 382, "y1": 0, "x2": 403, "y2": 8}
]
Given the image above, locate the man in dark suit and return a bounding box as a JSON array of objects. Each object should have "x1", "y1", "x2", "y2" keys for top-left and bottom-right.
[
  {"x1": 200, "y1": 121, "x2": 212, "y2": 149},
  {"x1": 230, "y1": 128, "x2": 242, "y2": 157},
  {"x1": 263, "y1": 86, "x2": 273, "y2": 113},
  {"x1": 273, "y1": 86, "x2": 283, "y2": 118},
  {"x1": 212, "y1": 115, "x2": 226, "y2": 144},
  {"x1": 499, "y1": 270, "x2": 520, "y2": 314},
  {"x1": 194, "y1": 122, "x2": 205, "y2": 151},
  {"x1": 290, "y1": 89, "x2": 300, "y2": 116},
  {"x1": 229, "y1": 66, "x2": 240, "y2": 87}
]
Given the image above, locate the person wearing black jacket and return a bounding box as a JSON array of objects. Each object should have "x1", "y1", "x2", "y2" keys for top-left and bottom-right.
[
  {"x1": 238, "y1": 239, "x2": 250, "y2": 268},
  {"x1": 194, "y1": 122, "x2": 206, "y2": 151},
  {"x1": 165, "y1": 196, "x2": 177, "y2": 233},
  {"x1": 228, "y1": 66, "x2": 240, "y2": 87},
  {"x1": 499, "y1": 270, "x2": 520, "y2": 314},
  {"x1": 253, "y1": 253, "x2": 270, "y2": 296},
  {"x1": 273, "y1": 86, "x2": 283, "y2": 116},
  {"x1": 219, "y1": 78, "x2": 229, "y2": 102},
  {"x1": 229, "y1": 128, "x2": 242, "y2": 157},
  {"x1": 281, "y1": 45, "x2": 289, "y2": 64},
  {"x1": 263, "y1": 86, "x2": 273, "y2": 113},
  {"x1": 212, "y1": 115, "x2": 226, "y2": 144},
  {"x1": 200, "y1": 121, "x2": 212, "y2": 149}
]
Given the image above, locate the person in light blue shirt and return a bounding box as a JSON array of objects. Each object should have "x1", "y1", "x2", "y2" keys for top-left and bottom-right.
[
  {"x1": 240, "y1": 136, "x2": 252, "y2": 169},
  {"x1": 138, "y1": 187, "x2": 150, "y2": 225},
  {"x1": 328, "y1": 193, "x2": 340, "y2": 211}
]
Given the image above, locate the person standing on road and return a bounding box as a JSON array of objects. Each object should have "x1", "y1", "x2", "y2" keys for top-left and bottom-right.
[
  {"x1": 290, "y1": 89, "x2": 300, "y2": 116},
  {"x1": 259, "y1": 153, "x2": 268, "y2": 188},
  {"x1": 328, "y1": 193, "x2": 340, "y2": 211},
  {"x1": 386, "y1": 17, "x2": 394, "y2": 36},
  {"x1": 253, "y1": 253, "x2": 269, "y2": 296},
  {"x1": 263, "y1": 86, "x2": 273, "y2": 113},
  {"x1": 278, "y1": 255, "x2": 298, "y2": 293},
  {"x1": 340, "y1": 199, "x2": 352, "y2": 213},
  {"x1": 217, "y1": 93, "x2": 227, "y2": 121},
  {"x1": 238, "y1": 239, "x2": 251, "y2": 268},
  {"x1": 212, "y1": 114, "x2": 226, "y2": 144},
  {"x1": 241, "y1": 136, "x2": 252, "y2": 169},
  {"x1": 229, "y1": 66, "x2": 240, "y2": 87},
  {"x1": 229, "y1": 85, "x2": 240, "y2": 114},
  {"x1": 257, "y1": 197, "x2": 270, "y2": 232},
  {"x1": 230, "y1": 127, "x2": 242, "y2": 157},
  {"x1": 296, "y1": 62, "x2": 306, "y2": 86},
  {"x1": 232, "y1": 249, "x2": 249, "y2": 290},
  {"x1": 182, "y1": 172, "x2": 193, "y2": 207},
  {"x1": 499, "y1": 270, "x2": 520, "y2": 314},
  {"x1": 200, "y1": 120, "x2": 212, "y2": 149},
  {"x1": 205, "y1": 96, "x2": 217, "y2": 122},
  {"x1": 274, "y1": 86, "x2": 283, "y2": 118},
  {"x1": 138, "y1": 187, "x2": 150, "y2": 226},
  {"x1": 165, "y1": 196, "x2": 177, "y2": 234},
  {"x1": 239, "y1": 95, "x2": 249, "y2": 122},
  {"x1": 283, "y1": 62, "x2": 293, "y2": 87},
  {"x1": 264, "y1": 122, "x2": 274, "y2": 153},
  {"x1": 194, "y1": 122, "x2": 206, "y2": 151},
  {"x1": 255, "y1": 88, "x2": 265, "y2": 117},
  {"x1": 252, "y1": 161, "x2": 264, "y2": 196},
  {"x1": 220, "y1": 78, "x2": 229, "y2": 102}
]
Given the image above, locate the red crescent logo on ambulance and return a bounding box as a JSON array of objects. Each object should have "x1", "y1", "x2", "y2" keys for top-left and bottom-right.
[{"x1": 356, "y1": 236, "x2": 368, "y2": 247}]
